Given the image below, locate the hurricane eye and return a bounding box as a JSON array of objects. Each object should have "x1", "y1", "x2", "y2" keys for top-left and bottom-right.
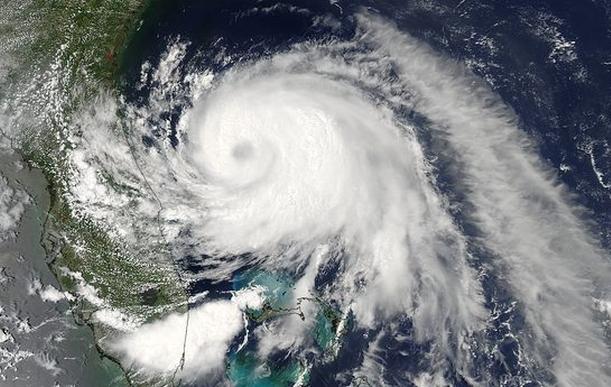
[
  {"x1": 231, "y1": 141, "x2": 254, "y2": 161},
  {"x1": 10, "y1": 2, "x2": 608, "y2": 386}
]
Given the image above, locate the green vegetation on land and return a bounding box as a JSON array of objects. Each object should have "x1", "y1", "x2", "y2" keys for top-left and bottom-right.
[{"x1": 2, "y1": 0, "x2": 186, "y2": 318}]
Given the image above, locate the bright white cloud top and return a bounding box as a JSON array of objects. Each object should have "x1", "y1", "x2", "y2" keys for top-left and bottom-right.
[
  {"x1": 111, "y1": 288, "x2": 264, "y2": 382},
  {"x1": 58, "y1": 11, "x2": 611, "y2": 387}
]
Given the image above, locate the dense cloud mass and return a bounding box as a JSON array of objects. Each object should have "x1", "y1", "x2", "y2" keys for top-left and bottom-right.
[
  {"x1": 31, "y1": 8, "x2": 611, "y2": 387},
  {"x1": 111, "y1": 288, "x2": 264, "y2": 382}
]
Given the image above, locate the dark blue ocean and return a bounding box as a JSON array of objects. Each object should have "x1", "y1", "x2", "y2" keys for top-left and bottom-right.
[{"x1": 118, "y1": 1, "x2": 611, "y2": 385}]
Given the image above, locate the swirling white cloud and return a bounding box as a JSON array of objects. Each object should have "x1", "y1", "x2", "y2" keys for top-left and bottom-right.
[{"x1": 64, "y1": 11, "x2": 611, "y2": 386}]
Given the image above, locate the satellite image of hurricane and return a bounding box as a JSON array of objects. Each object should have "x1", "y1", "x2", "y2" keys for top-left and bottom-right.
[{"x1": 1, "y1": 0, "x2": 611, "y2": 386}]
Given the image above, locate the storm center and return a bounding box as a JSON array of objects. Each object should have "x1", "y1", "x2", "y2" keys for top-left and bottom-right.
[{"x1": 231, "y1": 141, "x2": 255, "y2": 161}]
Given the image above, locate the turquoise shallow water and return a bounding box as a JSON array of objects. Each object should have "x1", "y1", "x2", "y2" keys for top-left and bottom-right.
[
  {"x1": 229, "y1": 270, "x2": 311, "y2": 385},
  {"x1": 233, "y1": 270, "x2": 294, "y2": 309},
  {"x1": 227, "y1": 352, "x2": 307, "y2": 387},
  {"x1": 5, "y1": 0, "x2": 609, "y2": 384}
]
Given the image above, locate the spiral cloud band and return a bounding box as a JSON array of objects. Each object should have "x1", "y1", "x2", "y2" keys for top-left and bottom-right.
[
  {"x1": 63, "y1": 10, "x2": 611, "y2": 386},
  {"x1": 187, "y1": 60, "x2": 485, "y2": 337}
]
